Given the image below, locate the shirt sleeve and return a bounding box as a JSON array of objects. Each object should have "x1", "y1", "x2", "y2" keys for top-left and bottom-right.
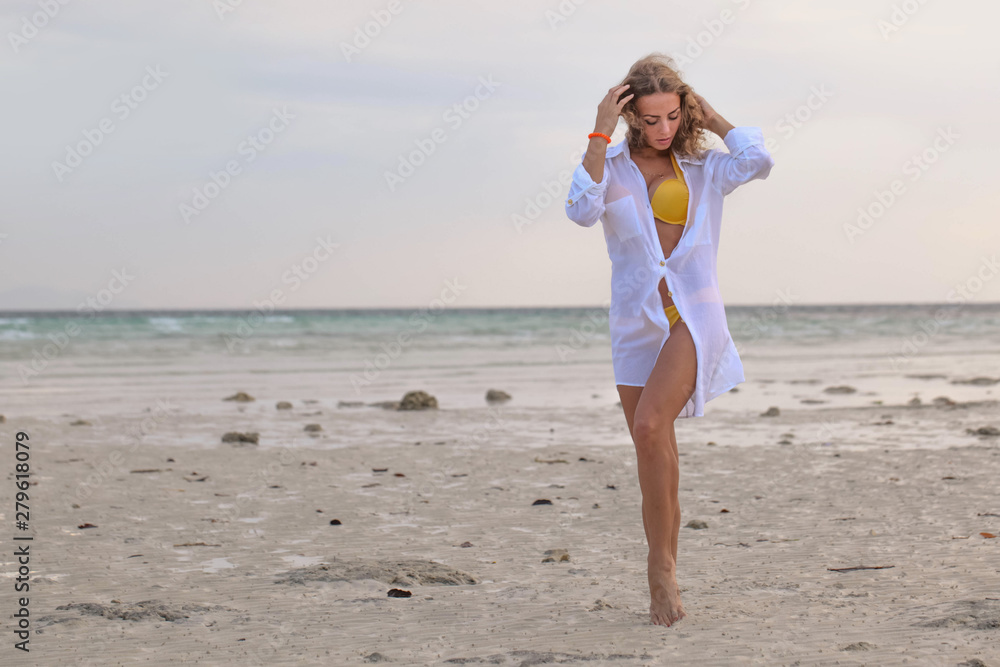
[
  {"x1": 708, "y1": 126, "x2": 775, "y2": 197},
  {"x1": 565, "y1": 156, "x2": 609, "y2": 228}
]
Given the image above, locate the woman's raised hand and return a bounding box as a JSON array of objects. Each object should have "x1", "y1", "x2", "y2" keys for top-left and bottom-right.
[{"x1": 593, "y1": 84, "x2": 633, "y2": 137}]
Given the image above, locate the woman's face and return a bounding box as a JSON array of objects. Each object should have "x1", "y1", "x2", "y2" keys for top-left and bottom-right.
[{"x1": 635, "y1": 92, "x2": 682, "y2": 150}]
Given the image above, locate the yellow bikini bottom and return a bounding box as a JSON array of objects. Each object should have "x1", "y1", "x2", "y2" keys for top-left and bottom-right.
[{"x1": 664, "y1": 304, "x2": 681, "y2": 328}]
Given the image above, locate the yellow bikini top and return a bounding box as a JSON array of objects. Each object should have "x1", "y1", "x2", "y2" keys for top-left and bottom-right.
[{"x1": 650, "y1": 150, "x2": 688, "y2": 226}]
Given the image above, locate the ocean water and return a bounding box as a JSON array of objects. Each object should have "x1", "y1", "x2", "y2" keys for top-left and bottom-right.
[{"x1": 1, "y1": 304, "x2": 998, "y2": 416}]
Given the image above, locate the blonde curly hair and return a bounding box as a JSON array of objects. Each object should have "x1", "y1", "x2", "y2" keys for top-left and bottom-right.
[{"x1": 619, "y1": 53, "x2": 711, "y2": 158}]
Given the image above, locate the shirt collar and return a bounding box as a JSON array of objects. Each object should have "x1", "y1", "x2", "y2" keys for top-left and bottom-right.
[{"x1": 608, "y1": 136, "x2": 705, "y2": 164}]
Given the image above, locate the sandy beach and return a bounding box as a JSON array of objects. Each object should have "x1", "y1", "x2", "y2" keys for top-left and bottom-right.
[{"x1": 3, "y1": 365, "x2": 999, "y2": 666}]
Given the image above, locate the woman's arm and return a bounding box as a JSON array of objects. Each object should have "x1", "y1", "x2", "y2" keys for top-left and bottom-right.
[
  {"x1": 566, "y1": 85, "x2": 634, "y2": 227},
  {"x1": 693, "y1": 94, "x2": 774, "y2": 196}
]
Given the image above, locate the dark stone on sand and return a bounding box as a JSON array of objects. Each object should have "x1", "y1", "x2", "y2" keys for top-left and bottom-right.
[
  {"x1": 460, "y1": 541, "x2": 473, "y2": 548},
  {"x1": 905, "y1": 373, "x2": 948, "y2": 380},
  {"x1": 778, "y1": 439, "x2": 793, "y2": 445},
  {"x1": 223, "y1": 392, "x2": 255, "y2": 402},
  {"x1": 0, "y1": 414, "x2": 5, "y2": 423},
  {"x1": 542, "y1": 548, "x2": 569, "y2": 563},
  {"x1": 917, "y1": 598, "x2": 1000, "y2": 630},
  {"x1": 532, "y1": 499, "x2": 553, "y2": 505},
  {"x1": 685, "y1": 519, "x2": 708, "y2": 529},
  {"x1": 337, "y1": 400, "x2": 364, "y2": 408},
  {"x1": 398, "y1": 390, "x2": 438, "y2": 410},
  {"x1": 304, "y1": 424, "x2": 322, "y2": 433},
  {"x1": 958, "y1": 659, "x2": 988, "y2": 667},
  {"x1": 387, "y1": 588, "x2": 412, "y2": 598},
  {"x1": 274, "y1": 557, "x2": 479, "y2": 586},
  {"x1": 364, "y1": 652, "x2": 392, "y2": 663},
  {"x1": 800, "y1": 399, "x2": 827, "y2": 404},
  {"x1": 329, "y1": 519, "x2": 341, "y2": 525},
  {"x1": 275, "y1": 401, "x2": 293, "y2": 410},
  {"x1": 951, "y1": 377, "x2": 1000, "y2": 386},
  {"x1": 966, "y1": 426, "x2": 1000, "y2": 437},
  {"x1": 932, "y1": 396, "x2": 956, "y2": 406},
  {"x1": 70, "y1": 419, "x2": 91, "y2": 426},
  {"x1": 55, "y1": 599, "x2": 230, "y2": 622},
  {"x1": 760, "y1": 406, "x2": 780, "y2": 417},
  {"x1": 841, "y1": 642, "x2": 876, "y2": 651},
  {"x1": 485, "y1": 388, "x2": 512, "y2": 403},
  {"x1": 824, "y1": 385, "x2": 857, "y2": 394},
  {"x1": 221, "y1": 431, "x2": 259, "y2": 444}
]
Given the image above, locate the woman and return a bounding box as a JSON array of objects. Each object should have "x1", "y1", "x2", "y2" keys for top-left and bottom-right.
[{"x1": 564, "y1": 53, "x2": 774, "y2": 627}]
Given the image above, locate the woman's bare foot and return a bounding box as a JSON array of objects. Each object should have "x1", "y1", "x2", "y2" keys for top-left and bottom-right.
[{"x1": 647, "y1": 558, "x2": 686, "y2": 626}]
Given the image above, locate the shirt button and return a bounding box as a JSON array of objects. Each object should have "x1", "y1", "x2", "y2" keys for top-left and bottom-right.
[
  {"x1": 667, "y1": 290, "x2": 673, "y2": 297},
  {"x1": 567, "y1": 198, "x2": 574, "y2": 205},
  {"x1": 659, "y1": 260, "x2": 665, "y2": 266}
]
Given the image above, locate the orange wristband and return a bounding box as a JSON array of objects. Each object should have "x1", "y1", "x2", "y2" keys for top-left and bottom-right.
[{"x1": 588, "y1": 132, "x2": 611, "y2": 143}]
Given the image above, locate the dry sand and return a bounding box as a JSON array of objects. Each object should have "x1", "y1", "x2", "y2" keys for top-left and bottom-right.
[{"x1": 3, "y1": 391, "x2": 1000, "y2": 666}]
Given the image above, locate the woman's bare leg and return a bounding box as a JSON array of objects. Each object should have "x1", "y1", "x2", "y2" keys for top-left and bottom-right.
[
  {"x1": 618, "y1": 318, "x2": 697, "y2": 627},
  {"x1": 618, "y1": 384, "x2": 683, "y2": 588}
]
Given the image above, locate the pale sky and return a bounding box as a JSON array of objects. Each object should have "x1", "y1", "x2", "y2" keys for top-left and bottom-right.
[{"x1": 1, "y1": 0, "x2": 997, "y2": 310}]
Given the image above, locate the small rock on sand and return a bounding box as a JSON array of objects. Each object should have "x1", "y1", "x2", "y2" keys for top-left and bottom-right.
[
  {"x1": 823, "y1": 385, "x2": 856, "y2": 394},
  {"x1": 932, "y1": 396, "x2": 956, "y2": 406},
  {"x1": 760, "y1": 406, "x2": 780, "y2": 417},
  {"x1": 966, "y1": 426, "x2": 1000, "y2": 437},
  {"x1": 685, "y1": 519, "x2": 708, "y2": 529},
  {"x1": 304, "y1": 424, "x2": 322, "y2": 433},
  {"x1": 70, "y1": 419, "x2": 91, "y2": 426},
  {"x1": 485, "y1": 388, "x2": 512, "y2": 403},
  {"x1": 398, "y1": 390, "x2": 437, "y2": 410},
  {"x1": 908, "y1": 397, "x2": 922, "y2": 406},
  {"x1": 542, "y1": 548, "x2": 570, "y2": 563},
  {"x1": 223, "y1": 392, "x2": 255, "y2": 402},
  {"x1": 221, "y1": 431, "x2": 259, "y2": 444},
  {"x1": 275, "y1": 401, "x2": 293, "y2": 410},
  {"x1": 841, "y1": 642, "x2": 876, "y2": 651}
]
